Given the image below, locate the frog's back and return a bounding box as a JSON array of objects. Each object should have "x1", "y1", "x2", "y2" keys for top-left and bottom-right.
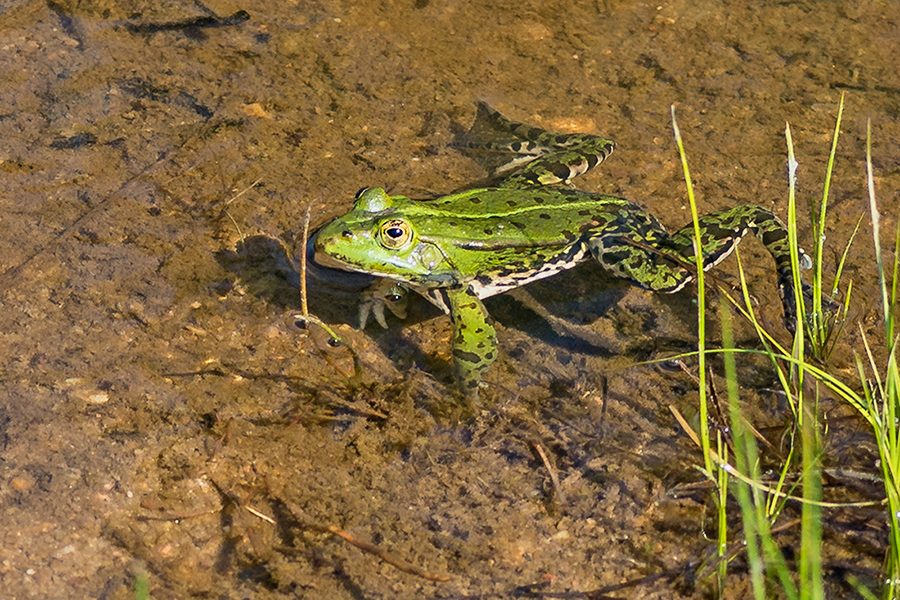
[{"x1": 406, "y1": 187, "x2": 638, "y2": 249}]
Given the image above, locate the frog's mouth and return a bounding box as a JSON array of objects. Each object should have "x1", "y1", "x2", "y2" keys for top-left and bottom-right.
[
  {"x1": 311, "y1": 232, "x2": 388, "y2": 277},
  {"x1": 311, "y1": 239, "x2": 371, "y2": 275},
  {"x1": 311, "y1": 249, "x2": 356, "y2": 272},
  {"x1": 313, "y1": 250, "x2": 411, "y2": 282},
  {"x1": 312, "y1": 228, "x2": 355, "y2": 269}
]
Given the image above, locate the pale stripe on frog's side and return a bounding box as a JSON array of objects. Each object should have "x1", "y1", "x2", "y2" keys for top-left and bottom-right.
[{"x1": 313, "y1": 102, "x2": 810, "y2": 399}]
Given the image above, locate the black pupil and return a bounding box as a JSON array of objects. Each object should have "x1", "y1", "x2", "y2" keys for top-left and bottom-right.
[{"x1": 386, "y1": 227, "x2": 404, "y2": 239}]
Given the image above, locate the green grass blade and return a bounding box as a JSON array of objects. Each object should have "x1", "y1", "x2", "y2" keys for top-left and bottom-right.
[
  {"x1": 832, "y1": 214, "x2": 863, "y2": 297},
  {"x1": 811, "y1": 94, "x2": 844, "y2": 346},
  {"x1": 892, "y1": 221, "x2": 900, "y2": 338},
  {"x1": 785, "y1": 123, "x2": 808, "y2": 374},
  {"x1": 134, "y1": 572, "x2": 150, "y2": 600},
  {"x1": 672, "y1": 105, "x2": 726, "y2": 588},
  {"x1": 672, "y1": 106, "x2": 713, "y2": 478},
  {"x1": 866, "y1": 118, "x2": 891, "y2": 342},
  {"x1": 719, "y1": 297, "x2": 766, "y2": 600}
]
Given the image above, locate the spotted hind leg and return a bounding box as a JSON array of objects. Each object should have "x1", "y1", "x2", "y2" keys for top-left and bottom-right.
[
  {"x1": 454, "y1": 101, "x2": 617, "y2": 189},
  {"x1": 587, "y1": 205, "x2": 808, "y2": 331},
  {"x1": 664, "y1": 205, "x2": 809, "y2": 330}
]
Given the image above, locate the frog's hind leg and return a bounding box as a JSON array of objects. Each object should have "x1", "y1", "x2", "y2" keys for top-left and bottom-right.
[
  {"x1": 586, "y1": 225, "x2": 695, "y2": 295},
  {"x1": 665, "y1": 205, "x2": 810, "y2": 330},
  {"x1": 454, "y1": 101, "x2": 616, "y2": 188},
  {"x1": 586, "y1": 205, "x2": 808, "y2": 331},
  {"x1": 494, "y1": 140, "x2": 618, "y2": 188}
]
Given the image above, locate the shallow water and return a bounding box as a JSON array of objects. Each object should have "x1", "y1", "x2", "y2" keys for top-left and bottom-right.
[{"x1": 0, "y1": 0, "x2": 898, "y2": 597}]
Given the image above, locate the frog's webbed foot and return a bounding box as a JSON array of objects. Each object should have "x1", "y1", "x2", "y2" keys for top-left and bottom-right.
[
  {"x1": 815, "y1": 291, "x2": 843, "y2": 327},
  {"x1": 444, "y1": 285, "x2": 497, "y2": 400},
  {"x1": 780, "y1": 274, "x2": 842, "y2": 335},
  {"x1": 453, "y1": 101, "x2": 616, "y2": 189},
  {"x1": 358, "y1": 279, "x2": 409, "y2": 330}
]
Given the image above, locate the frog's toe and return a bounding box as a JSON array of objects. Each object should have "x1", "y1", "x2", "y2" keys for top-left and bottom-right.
[
  {"x1": 801, "y1": 284, "x2": 842, "y2": 322},
  {"x1": 358, "y1": 298, "x2": 388, "y2": 330},
  {"x1": 781, "y1": 281, "x2": 842, "y2": 334}
]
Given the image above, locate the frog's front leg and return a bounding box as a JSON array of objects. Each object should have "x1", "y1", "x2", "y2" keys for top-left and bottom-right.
[{"x1": 444, "y1": 285, "x2": 497, "y2": 399}]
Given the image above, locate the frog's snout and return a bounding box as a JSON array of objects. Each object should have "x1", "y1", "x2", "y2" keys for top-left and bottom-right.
[
  {"x1": 312, "y1": 231, "x2": 327, "y2": 251},
  {"x1": 313, "y1": 221, "x2": 352, "y2": 251}
]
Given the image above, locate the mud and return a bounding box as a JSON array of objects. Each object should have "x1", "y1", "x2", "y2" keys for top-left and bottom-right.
[{"x1": 0, "y1": 0, "x2": 898, "y2": 598}]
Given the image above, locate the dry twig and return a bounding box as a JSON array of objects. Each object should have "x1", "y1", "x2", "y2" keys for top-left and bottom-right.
[
  {"x1": 284, "y1": 501, "x2": 451, "y2": 582},
  {"x1": 294, "y1": 205, "x2": 363, "y2": 383},
  {"x1": 530, "y1": 441, "x2": 567, "y2": 511}
]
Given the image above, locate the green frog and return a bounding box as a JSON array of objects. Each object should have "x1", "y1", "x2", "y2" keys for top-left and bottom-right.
[{"x1": 313, "y1": 102, "x2": 808, "y2": 398}]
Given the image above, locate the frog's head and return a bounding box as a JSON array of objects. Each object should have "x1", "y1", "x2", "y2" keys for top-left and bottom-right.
[{"x1": 313, "y1": 188, "x2": 456, "y2": 286}]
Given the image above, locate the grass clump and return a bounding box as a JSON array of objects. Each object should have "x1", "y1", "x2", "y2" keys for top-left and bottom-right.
[{"x1": 673, "y1": 96, "x2": 900, "y2": 599}]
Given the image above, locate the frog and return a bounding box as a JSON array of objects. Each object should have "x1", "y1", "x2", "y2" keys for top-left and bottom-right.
[{"x1": 313, "y1": 102, "x2": 809, "y2": 398}]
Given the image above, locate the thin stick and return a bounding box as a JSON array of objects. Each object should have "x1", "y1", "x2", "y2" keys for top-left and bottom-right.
[
  {"x1": 138, "y1": 503, "x2": 218, "y2": 521},
  {"x1": 294, "y1": 206, "x2": 363, "y2": 381},
  {"x1": 285, "y1": 502, "x2": 451, "y2": 583},
  {"x1": 669, "y1": 404, "x2": 884, "y2": 509},
  {"x1": 245, "y1": 505, "x2": 276, "y2": 525},
  {"x1": 696, "y1": 518, "x2": 802, "y2": 581},
  {"x1": 530, "y1": 441, "x2": 567, "y2": 510},
  {"x1": 326, "y1": 525, "x2": 451, "y2": 582},
  {"x1": 300, "y1": 205, "x2": 311, "y2": 318},
  {"x1": 223, "y1": 175, "x2": 264, "y2": 207}
]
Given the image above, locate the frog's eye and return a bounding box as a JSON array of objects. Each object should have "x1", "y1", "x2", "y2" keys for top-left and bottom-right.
[{"x1": 379, "y1": 219, "x2": 411, "y2": 249}]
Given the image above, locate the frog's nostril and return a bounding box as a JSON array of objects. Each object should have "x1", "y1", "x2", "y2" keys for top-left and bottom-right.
[{"x1": 342, "y1": 230, "x2": 353, "y2": 238}]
